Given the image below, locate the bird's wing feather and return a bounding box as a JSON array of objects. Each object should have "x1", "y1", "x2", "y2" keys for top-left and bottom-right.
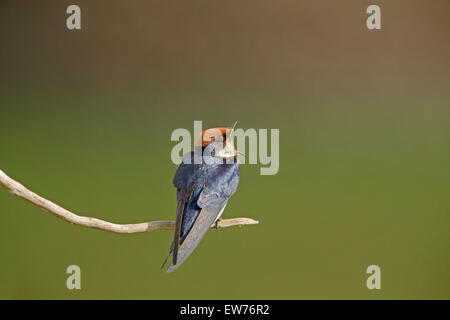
[
  {"x1": 161, "y1": 200, "x2": 185, "y2": 270},
  {"x1": 166, "y1": 199, "x2": 228, "y2": 273},
  {"x1": 172, "y1": 200, "x2": 185, "y2": 265},
  {"x1": 197, "y1": 164, "x2": 240, "y2": 208}
]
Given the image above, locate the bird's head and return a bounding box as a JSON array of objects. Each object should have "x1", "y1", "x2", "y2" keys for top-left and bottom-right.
[{"x1": 194, "y1": 122, "x2": 238, "y2": 159}]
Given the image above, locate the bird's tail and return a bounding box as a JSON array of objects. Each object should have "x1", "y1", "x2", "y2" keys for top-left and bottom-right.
[{"x1": 161, "y1": 241, "x2": 174, "y2": 271}]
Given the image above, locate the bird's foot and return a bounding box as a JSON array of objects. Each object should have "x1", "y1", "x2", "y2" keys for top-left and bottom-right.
[{"x1": 214, "y1": 218, "x2": 223, "y2": 229}]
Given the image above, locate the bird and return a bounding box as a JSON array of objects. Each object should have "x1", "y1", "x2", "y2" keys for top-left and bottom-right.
[{"x1": 162, "y1": 122, "x2": 240, "y2": 272}]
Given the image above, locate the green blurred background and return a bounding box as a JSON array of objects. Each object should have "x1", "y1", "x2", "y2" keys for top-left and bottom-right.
[{"x1": 1, "y1": 1, "x2": 449, "y2": 299}]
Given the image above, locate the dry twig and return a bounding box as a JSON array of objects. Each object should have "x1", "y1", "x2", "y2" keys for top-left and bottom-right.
[{"x1": 0, "y1": 169, "x2": 258, "y2": 234}]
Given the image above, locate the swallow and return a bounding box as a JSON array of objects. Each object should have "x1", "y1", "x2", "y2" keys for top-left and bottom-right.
[{"x1": 162, "y1": 122, "x2": 240, "y2": 272}]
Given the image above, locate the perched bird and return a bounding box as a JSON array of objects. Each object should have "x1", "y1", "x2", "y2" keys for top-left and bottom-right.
[{"x1": 162, "y1": 123, "x2": 240, "y2": 272}]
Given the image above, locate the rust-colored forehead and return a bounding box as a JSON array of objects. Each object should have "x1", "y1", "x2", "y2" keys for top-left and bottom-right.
[{"x1": 195, "y1": 127, "x2": 231, "y2": 147}]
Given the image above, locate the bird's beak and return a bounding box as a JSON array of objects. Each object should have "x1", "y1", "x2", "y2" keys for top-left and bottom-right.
[
  {"x1": 227, "y1": 121, "x2": 238, "y2": 138},
  {"x1": 226, "y1": 121, "x2": 244, "y2": 157},
  {"x1": 231, "y1": 121, "x2": 238, "y2": 132}
]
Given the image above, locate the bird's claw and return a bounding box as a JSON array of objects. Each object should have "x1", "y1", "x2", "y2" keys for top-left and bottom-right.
[{"x1": 214, "y1": 218, "x2": 223, "y2": 229}]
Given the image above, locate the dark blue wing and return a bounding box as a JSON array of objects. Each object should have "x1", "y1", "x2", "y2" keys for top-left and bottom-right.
[
  {"x1": 166, "y1": 199, "x2": 229, "y2": 273},
  {"x1": 166, "y1": 152, "x2": 240, "y2": 272},
  {"x1": 197, "y1": 162, "x2": 240, "y2": 208}
]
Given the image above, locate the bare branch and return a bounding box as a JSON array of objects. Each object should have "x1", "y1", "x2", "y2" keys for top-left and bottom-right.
[{"x1": 0, "y1": 169, "x2": 259, "y2": 234}]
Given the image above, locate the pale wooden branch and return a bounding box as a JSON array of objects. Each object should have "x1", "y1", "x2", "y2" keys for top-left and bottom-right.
[{"x1": 0, "y1": 169, "x2": 258, "y2": 234}]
